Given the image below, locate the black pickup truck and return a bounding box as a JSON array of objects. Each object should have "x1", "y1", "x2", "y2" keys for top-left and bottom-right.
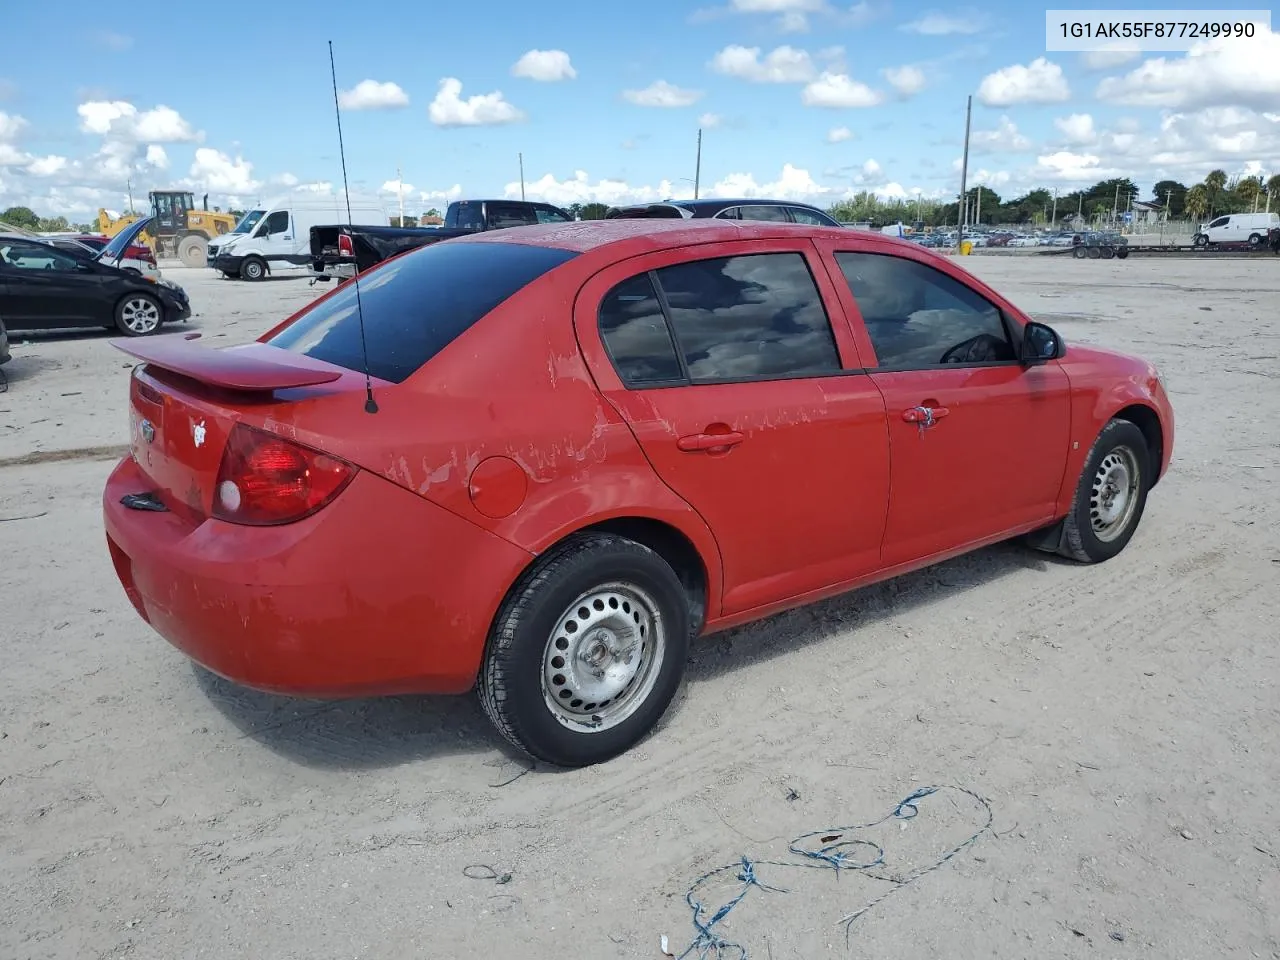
[{"x1": 309, "y1": 198, "x2": 573, "y2": 281}]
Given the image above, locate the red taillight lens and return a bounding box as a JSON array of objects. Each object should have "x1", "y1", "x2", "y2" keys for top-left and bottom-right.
[
  {"x1": 337, "y1": 234, "x2": 354, "y2": 257},
  {"x1": 212, "y1": 423, "x2": 356, "y2": 526}
]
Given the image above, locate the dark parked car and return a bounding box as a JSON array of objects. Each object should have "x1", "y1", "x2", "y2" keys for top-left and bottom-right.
[
  {"x1": 0, "y1": 217, "x2": 190, "y2": 336},
  {"x1": 605, "y1": 197, "x2": 842, "y2": 227}
]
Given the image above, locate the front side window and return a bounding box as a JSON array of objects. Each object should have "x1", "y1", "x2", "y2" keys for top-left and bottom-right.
[
  {"x1": 733, "y1": 204, "x2": 791, "y2": 223},
  {"x1": 258, "y1": 211, "x2": 289, "y2": 236},
  {"x1": 535, "y1": 207, "x2": 571, "y2": 223},
  {"x1": 787, "y1": 207, "x2": 836, "y2": 226},
  {"x1": 0, "y1": 242, "x2": 80, "y2": 271},
  {"x1": 833, "y1": 252, "x2": 1016, "y2": 369},
  {"x1": 486, "y1": 203, "x2": 539, "y2": 228},
  {"x1": 1208, "y1": 216, "x2": 1229, "y2": 228},
  {"x1": 656, "y1": 252, "x2": 841, "y2": 381}
]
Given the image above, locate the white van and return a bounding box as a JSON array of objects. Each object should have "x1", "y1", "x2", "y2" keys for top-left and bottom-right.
[
  {"x1": 210, "y1": 194, "x2": 387, "y2": 280},
  {"x1": 1195, "y1": 212, "x2": 1279, "y2": 247}
]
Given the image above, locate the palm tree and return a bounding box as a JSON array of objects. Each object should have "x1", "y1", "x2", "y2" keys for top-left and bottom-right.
[
  {"x1": 1235, "y1": 175, "x2": 1263, "y2": 211},
  {"x1": 1185, "y1": 184, "x2": 1209, "y2": 222},
  {"x1": 1204, "y1": 169, "x2": 1228, "y2": 215},
  {"x1": 1267, "y1": 174, "x2": 1280, "y2": 210}
]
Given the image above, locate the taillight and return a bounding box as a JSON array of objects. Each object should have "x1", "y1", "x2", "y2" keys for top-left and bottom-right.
[
  {"x1": 337, "y1": 234, "x2": 354, "y2": 257},
  {"x1": 213, "y1": 423, "x2": 356, "y2": 526}
]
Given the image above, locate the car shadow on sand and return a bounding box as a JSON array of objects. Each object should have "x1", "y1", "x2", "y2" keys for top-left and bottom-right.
[{"x1": 194, "y1": 538, "x2": 1066, "y2": 772}]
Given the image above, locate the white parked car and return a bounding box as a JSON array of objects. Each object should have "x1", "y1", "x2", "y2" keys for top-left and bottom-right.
[
  {"x1": 1009, "y1": 236, "x2": 1040, "y2": 247},
  {"x1": 1194, "y1": 212, "x2": 1279, "y2": 247}
]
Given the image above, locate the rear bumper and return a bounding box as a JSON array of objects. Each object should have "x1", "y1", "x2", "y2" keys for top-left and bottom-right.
[
  {"x1": 103, "y1": 457, "x2": 533, "y2": 697},
  {"x1": 309, "y1": 256, "x2": 358, "y2": 281}
]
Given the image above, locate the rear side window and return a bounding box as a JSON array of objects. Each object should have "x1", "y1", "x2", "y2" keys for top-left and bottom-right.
[
  {"x1": 267, "y1": 241, "x2": 578, "y2": 383},
  {"x1": 788, "y1": 206, "x2": 836, "y2": 226},
  {"x1": 536, "y1": 207, "x2": 572, "y2": 223},
  {"x1": 833, "y1": 251, "x2": 1015, "y2": 369},
  {"x1": 486, "y1": 203, "x2": 539, "y2": 228},
  {"x1": 656, "y1": 252, "x2": 841, "y2": 381},
  {"x1": 598, "y1": 274, "x2": 684, "y2": 386},
  {"x1": 734, "y1": 205, "x2": 791, "y2": 223}
]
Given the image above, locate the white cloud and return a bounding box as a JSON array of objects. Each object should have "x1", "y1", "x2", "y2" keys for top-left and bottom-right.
[
  {"x1": 623, "y1": 80, "x2": 703, "y2": 108},
  {"x1": 1079, "y1": 49, "x2": 1140, "y2": 71},
  {"x1": 381, "y1": 178, "x2": 414, "y2": 196},
  {"x1": 0, "y1": 143, "x2": 30, "y2": 166},
  {"x1": 1095, "y1": 23, "x2": 1280, "y2": 111},
  {"x1": 902, "y1": 10, "x2": 982, "y2": 34},
  {"x1": 710, "y1": 45, "x2": 816, "y2": 83},
  {"x1": 0, "y1": 110, "x2": 27, "y2": 140},
  {"x1": 729, "y1": 0, "x2": 823, "y2": 11},
  {"x1": 338, "y1": 79, "x2": 410, "y2": 110},
  {"x1": 1031, "y1": 150, "x2": 1121, "y2": 183},
  {"x1": 971, "y1": 115, "x2": 1030, "y2": 153},
  {"x1": 419, "y1": 184, "x2": 463, "y2": 203},
  {"x1": 429, "y1": 78, "x2": 524, "y2": 126},
  {"x1": 145, "y1": 144, "x2": 169, "y2": 169},
  {"x1": 188, "y1": 147, "x2": 260, "y2": 194},
  {"x1": 827, "y1": 125, "x2": 853, "y2": 143},
  {"x1": 882, "y1": 64, "x2": 926, "y2": 97},
  {"x1": 26, "y1": 155, "x2": 67, "y2": 177},
  {"x1": 1054, "y1": 113, "x2": 1097, "y2": 145},
  {"x1": 778, "y1": 10, "x2": 809, "y2": 32},
  {"x1": 802, "y1": 72, "x2": 883, "y2": 107},
  {"x1": 511, "y1": 50, "x2": 577, "y2": 82},
  {"x1": 977, "y1": 58, "x2": 1070, "y2": 106},
  {"x1": 76, "y1": 100, "x2": 199, "y2": 142},
  {"x1": 861, "y1": 158, "x2": 881, "y2": 177},
  {"x1": 272, "y1": 172, "x2": 299, "y2": 187},
  {"x1": 699, "y1": 112, "x2": 723, "y2": 128},
  {"x1": 295, "y1": 181, "x2": 334, "y2": 194}
]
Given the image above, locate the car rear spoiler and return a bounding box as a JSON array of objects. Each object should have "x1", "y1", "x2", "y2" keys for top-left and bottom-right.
[{"x1": 111, "y1": 338, "x2": 344, "y2": 391}]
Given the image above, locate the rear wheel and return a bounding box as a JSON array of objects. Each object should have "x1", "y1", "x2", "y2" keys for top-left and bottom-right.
[
  {"x1": 478, "y1": 533, "x2": 691, "y2": 767},
  {"x1": 178, "y1": 234, "x2": 207, "y2": 268},
  {"x1": 240, "y1": 256, "x2": 266, "y2": 281},
  {"x1": 1248, "y1": 232, "x2": 1263, "y2": 248},
  {"x1": 1102, "y1": 245, "x2": 1116, "y2": 259},
  {"x1": 1058, "y1": 419, "x2": 1151, "y2": 563},
  {"x1": 1115, "y1": 246, "x2": 1130, "y2": 259},
  {"x1": 1086, "y1": 245, "x2": 1102, "y2": 258},
  {"x1": 115, "y1": 292, "x2": 163, "y2": 337},
  {"x1": 1073, "y1": 245, "x2": 1087, "y2": 259}
]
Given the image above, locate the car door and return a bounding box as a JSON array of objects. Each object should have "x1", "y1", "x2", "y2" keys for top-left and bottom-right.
[
  {"x1": 574, "y1": 239, "x2": 891, "y2": 616},
  {"x1": 815, "y1": 240, "x2": 1072, "y2": 567},
  {"x1": 0, "y1": 240, "x2": 105, "y2": 326},
  {"x1": 255, "y1": 209, "x2": 293, "y2": 265}
]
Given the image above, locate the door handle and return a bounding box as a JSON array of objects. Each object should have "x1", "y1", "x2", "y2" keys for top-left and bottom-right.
[
  {"x1": 902, "y1": 405, "x2": 950, "y2": 426},
  {"x1": 677, "y1": 431, "x2": 745, "y2": 452}
]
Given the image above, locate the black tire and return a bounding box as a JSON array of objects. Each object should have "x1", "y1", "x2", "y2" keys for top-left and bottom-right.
[
  {"x1": 1193, "y1": 233, "x2": 1208, "y2": 247},
  {"x1": 1058, "y1": 419, "x2": 1151, "y2": 564},
  {"x1": 1086, "y1": 245, "x2": 1102, "y2": 259},
  {"x1": 1115, "y1": 246, "x2": 1129, "y2": 259},
  {"x1": 240, "y1": 256, "x2": 267, "y2": 281},
  {"x1": 1102, "y1": 245, "x2": 1116, "y2": 259},
  {"x1": 1073, "y1": 245, "x2": 1087, "y2": 259},
  {"x1": 114, "y1": 291, "x2": 163, "y2": 337},
  {"x1": 478, "y1": 532, "x2": 691, "y2": 767},
  {"x1": 1248, "y1": 233, "x2": 1263, "y2": 248}
]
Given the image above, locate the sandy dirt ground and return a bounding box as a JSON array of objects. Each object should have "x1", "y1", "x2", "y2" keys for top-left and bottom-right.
[{"x1": 1, "y1": 257, "x2": 1278, "y2": 960}]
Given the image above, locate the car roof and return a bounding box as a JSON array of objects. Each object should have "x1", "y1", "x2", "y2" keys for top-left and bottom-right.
[{"x1": 452, "y1": 216, "x2": 920, "y2": 256}]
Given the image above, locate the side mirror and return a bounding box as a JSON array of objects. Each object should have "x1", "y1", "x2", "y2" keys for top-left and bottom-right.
[{"x1": 1020, "y1": 321, "x2": 1063, "y2": 364}]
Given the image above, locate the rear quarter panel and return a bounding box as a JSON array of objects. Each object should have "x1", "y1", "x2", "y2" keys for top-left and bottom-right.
[{"x1": 274, "y1": 258, "x2": 727, "y2": 616}]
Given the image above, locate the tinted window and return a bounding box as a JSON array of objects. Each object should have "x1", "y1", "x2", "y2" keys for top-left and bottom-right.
[
  {"x1": 536, "y1": 207, "x2": 571, "y2": 224},
  {"x1": 487, "y1": 203, "x2": 538, "y2": 228},
  {"x1": 0, "y1": 242, "x2": 79, "y2": 271},
  {"x1": 267, "y1": 241, "x2": 578, "y2": 383},
  {"x1": 452, "y1": 203, "x2": 484, "y2": 230},
  {"x1": 788, "y1": 206, "x2": 836, "y2": 226},
  {"x1": 834, "y1": 252, "x2": 1015, "y2": 369},
  {"x1": 711, "y1": 207, "x2": 740, "y2": 220},
  {"x1": 1208, "y1": 216, "x2": 1229, "y2": 228},
  {"x1": 655, "y1": 252, "x2": 841, "y2": 381},
  {"x1": 259, "y1": 210, "x2": 289, "y2": 236},
  {"x1": 598, "y1": 274, "x2": 683, "y2": 386},
  {"x1": 735, "y1": 205, "x2": 791, "y2": 223}
]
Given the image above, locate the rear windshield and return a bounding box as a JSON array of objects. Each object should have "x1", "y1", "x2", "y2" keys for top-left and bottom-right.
[{"x1": 267, "y1": 240, "x2": 578, "y2": 383}]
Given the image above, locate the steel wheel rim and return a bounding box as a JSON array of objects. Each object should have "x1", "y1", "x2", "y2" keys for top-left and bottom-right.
[
  {"x1": 245, "y1": 261, "x2": 262, "y2": 279},
  {"x1": 540, "y1": 581, "x2": 665, "y2": 733},
  {"x1": 1090, "y1": 445, "x2": 1140, "y2": 542},
  {"x1": 121, "y1": 297, "x2": 159, "y2": 333}
]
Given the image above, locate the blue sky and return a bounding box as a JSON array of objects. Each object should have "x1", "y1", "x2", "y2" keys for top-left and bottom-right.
[{"x1": 1, "y1": 1, "x2": 1277, "y2": 219}]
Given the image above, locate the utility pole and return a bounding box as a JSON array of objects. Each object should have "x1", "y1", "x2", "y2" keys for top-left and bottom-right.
[
  {"x1": 694, "y1": 128, "x2": 702, "y2": 200},
  {"x1": 127, "y1": 178, "x2": 134, "y2": 215},
  {"x1": 1051, "y1": 187, "x2": 1058, "y2": 228},
  {"x1": 975, "y1": 182, "x2": 982, "y2": 225},
  {"x1": 518, "y1": 152, "x2": 525, "y2": 201},
  {"x1": 396, "y1": 163, "x2": 404, "y2": 226},
  {"x1": 958, "y1": 95, "x2": 972, "y2": 244},
  {"x1": 1112, "y1": 182, "x2": 1120, "y2": 225}
]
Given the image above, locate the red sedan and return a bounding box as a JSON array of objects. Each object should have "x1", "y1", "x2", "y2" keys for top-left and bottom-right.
[{"x1": 103, "y1": 219, "x2": 1174, "y2": 767}]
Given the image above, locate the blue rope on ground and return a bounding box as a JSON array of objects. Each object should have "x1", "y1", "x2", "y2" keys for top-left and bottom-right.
[{"x1": 676, "y1": 784, "x2": 993, "y2": 960}]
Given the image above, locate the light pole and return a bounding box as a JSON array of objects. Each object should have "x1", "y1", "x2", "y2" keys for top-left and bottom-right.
[
  {"x1": 958, "y1": 94, "x2": 972, "y2": 245},
  {"x1": 518, "y1": 153, "x2": 526, "y2": 201},
  {"x1": 1051, "y1": 186, "x2": 1058, "y2": 229}
]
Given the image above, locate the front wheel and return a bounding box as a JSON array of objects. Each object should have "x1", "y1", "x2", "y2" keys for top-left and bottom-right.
[
  {"x1": 478, "y1": 533, "x2": 691, "y2": 767},
  {"x1": 1059, "y1": 419, "x2": 1151, "y2": 563},
  {"x1": 240, "y1": 256, "x2": 267, "y2": 281},
  {"x1": 1193, "y1": 233, "x2": 1208, "y2": 247},
  {"x1": 115, "y1": 292, "x2": 163, "y2": 336}
]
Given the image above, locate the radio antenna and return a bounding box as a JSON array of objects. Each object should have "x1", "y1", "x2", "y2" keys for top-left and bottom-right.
[{"x1": 328, "y1": 40, "x2": 378, "y2": 414}]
